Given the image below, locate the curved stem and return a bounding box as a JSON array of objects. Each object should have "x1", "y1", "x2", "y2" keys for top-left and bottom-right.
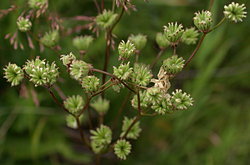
[
  {"x1": 150, "y1": 48, "x2": 166, "y2": 69},
  {"x1": 184, "y1": 33, "x2": 207, "y2": 68},
  {"x1": 208, "y1": 17, "x2": 226, "y2": 32}
]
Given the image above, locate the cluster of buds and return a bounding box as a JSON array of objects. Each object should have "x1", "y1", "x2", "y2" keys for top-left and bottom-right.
[
  {"x1": 90, "y1": 125, "x2": 112, "y2": 154},
  {"x1": 23, "y1": 58, "x2": 59, "y2": 87},
  {"x1": 95, "y1": 10, "x2": 118, "y2": 29},
  {"x1": 16, "y1": 17, "x2": 32, "y2": 32},
  {"x1": 118, "y1": 40, "x2": 136, "y2": 61},
  {"x1": 4, "y1": 63, "x2": 24, "y2": 86},
  {"x1": 90, "y1": 97, "x2": 110, "y2": 115},
  {"x1": 164, "y1": 22, "x2": 184, "y2": 45},
  {"x1": 40, "y1": 30, "x2": 59, "y2": 47},
  {"x1": 73, "y1": 35, "x2": 94, "y2": 51},
  {"x1": 193, "y1": 10, "x2": 213, "y2": 33},
  {"x1": 63, "y1": 95, "x2": 84, "y2": 115},
  {"x1": 128, "y1": 34, "x2": 147, "y2": 51},
  {"x1": 224, "y1": 2, "x2": 247, "y2": 23},
  {"x1": 114, "y1": 139, "x2": 132, "y2": 160}
]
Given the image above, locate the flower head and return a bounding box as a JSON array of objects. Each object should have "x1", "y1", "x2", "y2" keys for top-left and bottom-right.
[
  {"x1": 131, "y1": 63, "x2": 152, "y2": 86},
  {"x1": 90, "y1": 97, "x2": 110, "y2": 115},
  {"x1": 162, "y1": 55, "x2": 185, "y2": 74},
  {"x1": 113, "y1": 62, "x2": 133, "y2": 80},
  {"x1": 96, "y1": 10, "x2": 118, "y2": 29},
  {"x1": 171, "y1": 89, "x2": 193, "y2": 110},
  {"x1": 66, "y1": 114, "x2": 85, "y2": 129},
  {"x1": 40, "y1": 30, "x2": 59, "y2": 47},
  {"x1": 151, "y1": 95, "x2": 172, "y2": 115},
  {"x1": 164, "y1": 22, "x2": 184, "y2": 44},
  {"x1": 224, "y1": 2, "x2": 247, "y2": 23},
  {"x1": 156, "y1": 32, "x2": 170, "y2": 49},
  {"x1": 146, "y1": 87, "x2": 163, "y2": 104},
  {"x1": 114, "y1": 139, "x2": 131, "y2": 160},
  {"x1": 17, "y1": 17, "x2": 32, "y2": 32},
  {"x1": 118, "y1": 40, "x2": 136, "y2": 60},
  {"x1": 23, "y1": 58, "x2": 59, "y2": 87},
  {"x1": 60, "y1": 52, "x2": 76, "y2": 66},
  {"x1": 81, "y1": 76, "x2": 100, "y2": 93},
  {"x1": 69, "y1": 60, "x2": 91, "y2": 81},
  {"x1": 128, "y1": 34, "x2": 147, "y2": 50},
  {"x1": 63, "y1": 95, "x2": 84, "y2": 115},
  {"x1": 193, "y1": 10, "x2": 213, "y2": 32},
  {"x1": 181, "y1": 27, "x2": 199, "y2": 45},
  {"x1": 73, "y1": 35, "x2": 94, "y2": 51},
  {"x1": 4, "y1": 63, "x2": 24, "y2": 86},
  {"x1": 120, "y1": 117, "x2": 141, "y2": 140}
]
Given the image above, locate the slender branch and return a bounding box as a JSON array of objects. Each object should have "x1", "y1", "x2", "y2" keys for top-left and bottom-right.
[
  {"x1": 150, "y1": 48, "x2": 166, "y2": 69},
  {"x1": 208, "y1": 17, "x2": 226, "y2": 32},
  {"x1": 87, "y1": 108, "x2": 93, "y2": 129},
  {"x1": 93, "y1": 0, "x2": 101, "y2": 13},
  {"x1": 101, "y1": 0, "x2": 104, "y2": 11},
  {"x1": 53, "y1": 84, "x2": 66, "y2": 100},
  {"x1": 184, "y1": 33, "x2": 207, "y2": 68},
  {"x1": 208, "y1": 0, "x2": 215, "y2": 11},
  {"x1": 102, "y1": 7, "x2": 125, "y2": 88},
  {"x1": 112, "y1": 92, "x2": 132, "y2": 130},
  {"x1": 47, "y1": 88, "x2": 73, "y2": 115},
  {"x1": 91, "y1": 68, "x2": 136, "y2": 93},
  {"x1": 121, "y1": 115, "x2": 141, "y2": 139},
  {"x1": 75, "y1": 116, "x2": 90, "y2": 147}
]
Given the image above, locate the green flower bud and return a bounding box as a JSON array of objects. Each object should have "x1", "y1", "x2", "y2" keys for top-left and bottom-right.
[
  {"x1": 112, "y1": 84, "x2": 124, "y2": 93},
  {"x1": 60, "y1": 52, "x2": 76, "y2": 66},
  {"x1": 146, "y1": 87, "x2": 163, "y2": 104},
  {"x1": 224, "y1": 2, "x2": 247, "y2": 23},
  {"x1": 73, "y1": 35, "x2": 94, "y2": 51},
  {"x1": 193, "y1": 10, "x2": 213, "y2": 32},
  {"x1": 113, "y1": 62, "x2": 133, "y2": 80},
  {"x1": 118, "y1": 40, "x2": 136, "y2": 61},
  {"x1": 131, "y1": 91, "x2": 148, "y2": 109},
  {"x1": 23, "y1": 58, "x2": 59, "y2": 87},
  {"x1": 90, "y1": 125, "x2": 112, "y2": 153},
  {"x1": 81, "y1": 76, "x2": 100, "y2": 93},
  {"x1": 4, "y1": 63, "x2": 24, "y2": 86},
  {"x1": 156, "y1": 32, "x2": 170, "y2": 49},
  {"x1": 131, "y1": 63, "x2": 152, "y2": 86},
  {"x1": 17, "y1": 17, "x2": 32, "y2": 32},
  {"x1": 69, "y1": 60, "x2": 91, "y2": 81},
  {"x1": 162, "y1": 55, "x2": 185, "y2": 74},
  {"x1": 90, "y1": 97, "x2": 110, "y2": 115},
  {"x1": 40, "y1": 30, "x2": 59, "y2": 47},
  {"x1": 151, "y1": 95, "x2": 172, "y2": 115},
  {"x1": 63, "y1": 95, "x2": 84, "y2": 115},
  {"x1": 114, "y1": 139, "x2": 131, "y2": 160},
  {"x1": 128, "y1": 34, "x2": 147, "y2": 50},
  {"x1": 164, "y1": 22, "x2": 184, "y2": 44},
  {"x1": 171, "y1": 89, "x2": 193, "y2": 110},
  {"x1": 28, "y1": 0, "x2": 47, "y2": 9},
  {"x1": 181, "y1": 27, "x2": 199, "y2": 45},
  {"x1": 120, "y1": 117, "x2": 141, "y2": 140},
  {"x1": 96, "y1": 10, "x2": 118, "y2": 29}
]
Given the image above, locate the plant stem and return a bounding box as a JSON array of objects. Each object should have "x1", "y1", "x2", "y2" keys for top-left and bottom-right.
[
  {"x1": 102, "y1": 7, "x2": 125, "y2": 89},
  {"x1": 208, "y1": 17, "x2": 226, "y2": 32},
  {"x1": 184, "y1": 33, "x2": 207, "y2": 68},
  {"x1": 150, "y1": 48, "x2": 166, "y2": 69},
  {"x1": 91, "y1": 68, "x2": 136, "y2": 93},
  {"x1": 75, "y1": 116, "x2": 90, "y2": 147},
  {"x1": 112, "y1": 91, "x2": 132, "y2": 130},
  {"x1": 208, "y1": 0, "x2": 215, "y2": 11}
]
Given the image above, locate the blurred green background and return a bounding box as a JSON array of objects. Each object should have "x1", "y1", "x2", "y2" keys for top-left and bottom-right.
[{"x1": 0, "y1": 0, "x2": 249, "y2": 164}]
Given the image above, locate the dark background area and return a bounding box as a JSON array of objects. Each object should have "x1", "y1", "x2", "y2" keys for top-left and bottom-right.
[{"x1": 0, "y1": 0, "x2": 249, "y2": 164}]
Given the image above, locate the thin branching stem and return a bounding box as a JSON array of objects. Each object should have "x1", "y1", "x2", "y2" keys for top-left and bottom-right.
[{"x1": 75, "y1": 116, "x2": 90, "y2": 147}]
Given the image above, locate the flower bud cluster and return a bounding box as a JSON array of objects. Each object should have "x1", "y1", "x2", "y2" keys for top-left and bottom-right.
[
  {"x1": 4, "y1": 63, "x2": 24, "y2": 86},
  {"x1": 181, "y1": 27, "x2": 199, "y2": 45},
  {"x1": 40, "y1": 30, "x2": 59, "y2": 47},
  {"x1": 113, "y1": 62, "x2": 133, "y2": 80},
  {"x1": 73, "y1": 35, "x2": 94, "y2": 51},
  {"x1": 118, "y1": 40, "x2": 136, "y2": 61},
  {"x1": 17, "y1": 17, "x2": 32, "y2": 32},
  {"x1": 23, "y1": 58, "x2": 59, "y2": 87},
  {"x1": 90, "y1": 97, "x2": 110, "y2": 115},
  {"x1": 63, "y1": 95, "x2": 84, "y2": 115},
  {"x1": 162, "y1": 55, "x2": 185, "y2": 74},
  {"x1": 114, "y1": 139, "x2": 131, "y2": 160},
  {"x1": 156, "y1": 32, "x2": 170, "y2": 49},
  {"x1": 81, "y1": 76, "x2": 100, "y2": 93},
  {"x1": 164, "y1": 22, "x2": 184, "y2": 45},
  {"x1": 193, "y1": 10, "x2": 213, "y2": 32},
  {"x1": 128, "y1": 34, "x2": 147, "y2": 51},
  {"x1": 96, "y1": 10, "x2": 118, "y2": 29},
  {"x1": 224, "y1": 2, "x2": 247, "y2": 23},
  {"x1": 90, "y1": 125, "x2": 112, "y2": 154}
]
